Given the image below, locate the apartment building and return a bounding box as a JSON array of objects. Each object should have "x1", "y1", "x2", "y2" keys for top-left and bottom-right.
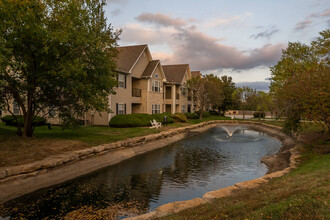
[
  {"x1": 1, "y1": 44, "x2": 200, "y2": 126},
  {"x1": 162, "y1": 64, "x2": 195, "y2": 114},
  {"x1": 87, "y1": 44, "x2": 168, "y2": 125}
]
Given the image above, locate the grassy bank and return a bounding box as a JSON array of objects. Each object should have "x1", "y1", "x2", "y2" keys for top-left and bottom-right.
[
  {"x1": 0, "y1": 116, "x2": 230, "y2": 167},
  {"x1": 158, "y1": 131, "x2": 330, "y2": 220}
]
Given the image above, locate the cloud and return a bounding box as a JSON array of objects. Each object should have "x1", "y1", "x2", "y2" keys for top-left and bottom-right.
[
  {"x1": 236, "y1": 81, "x2": 270, "y2": 91},
  {"x1": 136, "y1": 13, "x2": 187, "y2": 27},
  {"x1": 125, "y1": 13, "x2": 285, "y2": 71},
  {"x1": 250, "y1": 26, "x2": 279, "y2": 39},
  {"x1": 294, "y1": 19, "x2": 313, "y2": 30},
  {"x1": 110, "y1": 9, "x2": 122, "y2": 17},
  {"x1": 294, "y1": 9, "x2": 330, "y2": 31},
  {"x1": 169, "y1": 27, "x2": 284, "y2": 70},
  {"x1": 119, "y1": 23, "x2": 176, "y2": 44}
]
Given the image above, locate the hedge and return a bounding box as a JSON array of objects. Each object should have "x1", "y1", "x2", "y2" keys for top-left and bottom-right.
[
  {"x1": 1, "y1": 115, "x2": 47, "y2": 126},
  {"x1": 171, "y1": 113, "x2": 188, "y2": 122},
  {"x1": 109, "y1": 113, "x2": 174, "y2": 127},
  {"x1": 184, "y1": 112, "x2": 199, "y2": 119},
  {"x1": 253, "y1": 111, "x2": 266, "y2": 118}
]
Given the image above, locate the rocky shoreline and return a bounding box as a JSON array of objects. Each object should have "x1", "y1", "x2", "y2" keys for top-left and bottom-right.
[{"x1": 0, "y1": 120, "x2": 298, "y2": 211}]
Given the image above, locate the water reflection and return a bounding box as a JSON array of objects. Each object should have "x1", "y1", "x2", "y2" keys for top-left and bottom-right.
[{"x1": 0, "y1": 126, "x2": 281, "y2": 219}]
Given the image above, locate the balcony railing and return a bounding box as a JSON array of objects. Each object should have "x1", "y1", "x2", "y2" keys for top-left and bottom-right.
[
  {"x1": 176, "y1": 93, "x2": 180, "y2": 100},
  {"x1": 132, "y1": 88, "x2": 141, "y2": 97}
]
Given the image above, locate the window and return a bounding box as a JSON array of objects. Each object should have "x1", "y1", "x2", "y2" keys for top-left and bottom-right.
[
  {"x1": 152, "y1": 80, "x2": 160, "y2": 92},
  {"x1": 13, "y1": 101, "x2": 20, "y2": 115},
  {"x1": 118, "y1": 74, "x2": 126, "y2": 88},
  {"x1": 117, "y1": 103, "x2": 126, "y2": 115},
  {"x1": 49, "y1": 107, "x2": 56, "y2": 117},
  {"x1": 181, "y1": 105, "x2": 187, "y2": 113},
  {"x1": 154, "y1": 73, "x2": 159, "y2": 78},
  {"x1": 181, "y1": 87, "x2": 186, "y2": 96},
  {"x1": 152, "y1": 104, "x2": 160, "y2": 114}
]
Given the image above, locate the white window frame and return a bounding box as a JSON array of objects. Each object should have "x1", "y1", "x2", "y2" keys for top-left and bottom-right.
[
  {"x1": 152, "y1": 80, "x2": 160, "y2": 92},
  {"x1": 181, "y1": 105, "x2": 187, "y2": 113},
  {"x1": 152, "y1": 104, "x2": 160, "y2": 114},
  {"x1": 118, "y1": 74, "x2": 125, "y2": 88},
  {"x1": 118, "y1": 103, "x2": 125, "y2": 115}
]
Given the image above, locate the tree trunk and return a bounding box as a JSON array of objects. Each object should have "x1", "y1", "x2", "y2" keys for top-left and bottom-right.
[{"x1": 23, "y1": 112, "x2": 34, "y2": 137}]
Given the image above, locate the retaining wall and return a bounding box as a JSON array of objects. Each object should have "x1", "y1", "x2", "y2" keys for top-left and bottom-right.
[{"x1": 0, "y1": 120, "x2": 298, "y2": 210}]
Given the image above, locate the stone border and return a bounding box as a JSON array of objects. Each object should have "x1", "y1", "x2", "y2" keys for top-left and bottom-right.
[
  {"x1": 0, "y1": 120, "x2": 298, "y2": 207},
  {"x1": 125, "y1": 122, "x2": 300, "y2": 220}
]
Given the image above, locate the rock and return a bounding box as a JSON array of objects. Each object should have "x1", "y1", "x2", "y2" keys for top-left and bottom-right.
[
  {"x1": 93, "y1": 145, "x2": 106, "y2": 153},
  {"x1": 263, "y1": 171, "x2": 285, "y2": 179},
  {"x1": 202, "y1": 186, "x2": 238, "y2": 201},
  {"x1": 125, "y1": 211, "x2": 157, "y2": 220},
  {"x1": 20, "y1": 162, "x2": 42, "y2": 173},
  {"x1": 75, "y1": 148, "x2": 95, "y2": 157},
  {"x1": 156, "y1": 198, "x2": 205, "y2": 217},
  {"x1": 0, "y1": 170, "x2": 7, "y2": 179},
  {"x1": 235, "y1": 178, "x2": 268, "y2": 189},
  {"x1": 41, "y1": 158, "x2": 64, "y2": 169}
]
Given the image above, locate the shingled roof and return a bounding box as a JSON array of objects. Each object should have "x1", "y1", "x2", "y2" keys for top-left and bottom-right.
[
  {"x1": 141, "y1": 60, "x2": 159, "y2": 77},
  {"x1": 191, "y1": 71, "x2": 202, "y2": 78},
  {"x1": 116, "y1": 45, "x2": 147, "y2": 73},
  {"x1": 162, "y1": 64, "x2": 189, "y2": 84}
]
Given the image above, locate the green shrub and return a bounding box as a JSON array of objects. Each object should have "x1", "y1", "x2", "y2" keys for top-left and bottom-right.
[
  {"x1": 209, "y1": 110, "x2": 219, "y2": 115},
  {"x1": 109, "y1": 113, "x2": 174, "y2": 127},
  {"x1": 1, "y1": 115, "x2": 47, "y2": 126},
  {"x1": 184, "y1": 112, "x2": 199, "y2": 119},
  {"x1": 202, "y1": 111, "x2": 210, "y2": 118},
  {"x1": 171, "y1": 113, "x2": 188, "y2": 122},
  {"x1": 152, "y1": 113, "x2": 174, "y2": 124},
  {"x1": 253, "y1": 112, "x2": 266, "y2": 118}
]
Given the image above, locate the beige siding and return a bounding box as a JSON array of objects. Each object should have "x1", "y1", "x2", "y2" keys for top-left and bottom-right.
[{"x1": 131, "y1": 51, "x2": 150, "y2": 78}]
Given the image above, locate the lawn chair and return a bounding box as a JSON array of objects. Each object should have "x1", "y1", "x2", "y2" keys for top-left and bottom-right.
[{"x1": 150, "y1": 119, "x2": 162, "y2": 129}]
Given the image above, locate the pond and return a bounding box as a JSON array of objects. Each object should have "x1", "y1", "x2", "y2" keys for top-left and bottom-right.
[{"x1": 0, "y1": 125, "x2": 282, "y2": 219}]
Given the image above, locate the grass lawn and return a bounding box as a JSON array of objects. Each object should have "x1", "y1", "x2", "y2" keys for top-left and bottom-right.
[
  {"x1": 0, "y1": 116, "x2": 230, "y2": 167},
  {"x1": 158, "y1": 129, "x2": 330, "y2": 220}
]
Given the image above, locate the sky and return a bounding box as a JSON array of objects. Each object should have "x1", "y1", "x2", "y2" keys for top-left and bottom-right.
[{"x1": 104, "y1": 0, "x2": 330, "y2": 91}]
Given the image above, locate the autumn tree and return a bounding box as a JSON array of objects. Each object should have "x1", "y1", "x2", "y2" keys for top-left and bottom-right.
[
  {"x1": 0, "y1": 0, "x2": 119, "y2": 137},
  {"x1": 270, "y1": 29, "x2": 330, "y2": 133}
]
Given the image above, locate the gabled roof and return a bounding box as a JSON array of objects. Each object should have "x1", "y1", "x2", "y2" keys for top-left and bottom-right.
[
  {"x1": 162, "y1": 64, "x2": 189, "y2": 84},
  {"x1": 116, "y1": 45, "x2": 147, "y2": 73},
  {"x1": 191, "y1": 71, "x2": 202, "y2": 78},
  {"x1": 141, "y1": 60, "x2": 159, "y2": 77}
]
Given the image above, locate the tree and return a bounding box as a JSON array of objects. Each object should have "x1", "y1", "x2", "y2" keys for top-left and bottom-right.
[
  {"x1": 270, "y1": 29, "x2": 330, "y2": 133},
  {"x1": 0, "y1": 0, "x2": 120, "y2": 137},
  {"x1": 233, "y1": 86, "x2": 258, "y2": 119},
  {"x1": 204, "y1": 74, "x2": 224, "y2": 114},
  {"x1": 187, "y1": 76, "x2": 208, "y2": 119},
  {"x1": 217, "y1": 76, "x2": 236, "y2": 116}
]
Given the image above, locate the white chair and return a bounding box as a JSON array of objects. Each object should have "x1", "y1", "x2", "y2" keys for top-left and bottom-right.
[{"x1": 150, "y1": 119, "x2": 162, "y2": 129}]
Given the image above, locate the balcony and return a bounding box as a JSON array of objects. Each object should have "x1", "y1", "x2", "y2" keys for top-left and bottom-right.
[
  {"x1": 176, "y1": 93, "x2": 180, "y2": 100},
  {"x1": 132, "y1": 88, "x2": 141, "y2": 97}
]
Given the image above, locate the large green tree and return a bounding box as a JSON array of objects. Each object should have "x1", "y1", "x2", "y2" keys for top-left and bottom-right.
[
  {"x1": 217, "y1": 76, "x2": 236, "y2": 116},
  {"x1": 270, "y1": 29, "x2": 329, "y2": 133},
  {"x1": 0, "y1": 0, "x2": 119, "y2": 137},
  {"x1": 204, "y1": 74, "x2": 224, "y2": 114}
]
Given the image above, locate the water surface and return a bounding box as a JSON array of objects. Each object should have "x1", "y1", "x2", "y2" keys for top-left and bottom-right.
[{"x1": 0, "y1": 126, "x2": 281, "y2": 219}]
